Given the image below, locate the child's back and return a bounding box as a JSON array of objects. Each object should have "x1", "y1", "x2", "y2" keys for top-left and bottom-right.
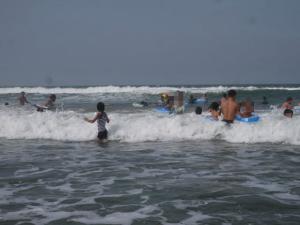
[{"x1": 85, "y1": 102, "x2": 110, "y2": 141}]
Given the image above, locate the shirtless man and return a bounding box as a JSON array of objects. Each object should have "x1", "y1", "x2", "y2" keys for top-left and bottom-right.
[
  {"x1": 281, "y1": 97, "x2": 293, "y2": 110},
  {"x1": 221, "y1": 89, "x2": 239, "y2": 124},
  {"x1": 19, "y1": 92, "x2": 29, "y2": 105}
]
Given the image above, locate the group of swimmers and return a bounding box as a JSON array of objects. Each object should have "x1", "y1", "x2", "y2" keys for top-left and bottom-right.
[
  {"x1": 17, "y1": 92, "x2": 57, "y2": 111},
  {"x1": 195, "y1": 90, "x2": 297, "y2": 122},
  {"x1": 9, "y1": 90, "x2": 299, "y2": 142}
]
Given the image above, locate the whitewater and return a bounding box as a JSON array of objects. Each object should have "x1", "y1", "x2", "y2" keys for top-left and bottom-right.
[
  {"x1": 0, "y1": 108, "x2": 300, "y2": 145},
  {"x1": 1, "y1": 85, "x2": 300, "y2": 94},
  {"x1": 0, "y1": 85, "x2": 299, "y2": 145}
]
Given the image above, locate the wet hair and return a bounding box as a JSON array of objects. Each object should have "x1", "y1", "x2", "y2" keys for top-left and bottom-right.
[
  {"x1": 21, "y1": 91, "x2": 25, "y2": 95},
  {"x1": 286, "y1": 97, "x2": 293, "y2": 101},
  {"x1": 227, "y1": 89, "x2": 237, "y2": 97},
  {"x1": 50, "y1": 94, "x2": 56, "y2": 101},
  {"x1": 283, "y1": 109, "x2": 293, "y2": 117},
  {"x1": 97, "y1": 102, "x2": 105, "y2": 112},
  {"x1": 195, "y1": 106, "x2": 202, "y2": 115},
  {"x1": 4, "y1": 102, "x2": 9, "y2": 106},
  {"x1": 222, "y1": 93, "x2": 227, "y2": 98},
  {"x1": 209, "y1": 102, "x2": 219, "y2": 111}
]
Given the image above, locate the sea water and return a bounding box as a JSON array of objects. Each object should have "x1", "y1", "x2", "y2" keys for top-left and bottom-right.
[{"x1": 0, "y1": 85, "x2": 299, "y2": 225}]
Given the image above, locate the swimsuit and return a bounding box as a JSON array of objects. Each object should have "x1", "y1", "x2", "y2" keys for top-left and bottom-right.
[{"x1": 97, "y1": 112, "x2": 109, "y2": 140}]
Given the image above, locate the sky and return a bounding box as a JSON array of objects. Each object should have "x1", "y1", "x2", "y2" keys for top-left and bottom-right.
[{"x1": 0, "y1": 0, "x2": 300, "y2": 86}]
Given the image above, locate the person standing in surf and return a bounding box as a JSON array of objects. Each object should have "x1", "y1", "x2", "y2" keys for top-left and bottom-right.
[
  {"x1": 84, "y1": 102, "x2": 110, "y2": 142},
  {"x1": 19, "y1": 92, "x2": 29, "y2": 105},
  {"x1": 221, "y1": 89, "x2": 239, "y2": 124}
]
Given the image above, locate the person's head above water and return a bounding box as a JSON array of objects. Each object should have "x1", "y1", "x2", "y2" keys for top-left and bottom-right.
[
  {"x1": 20, "y1": 91, "x2": 25, "y2": 96},
  {"x1": 97, "y1": 102, "x2": 105, "y2": 112},
  {"x1": 283, "y1": 109, "x2": 293, "y2": 118},
  {"x1": 227, "y1": 90, "x2": 237, "y2": 98},
  {"x1": 286, "y1": 97, "x2": 293, "y2": 103},
  {"x1": 195, "y1": 106, "x2": 202, "y2": 115},
  {"x1": 50, "y1": 94, "x2": 56, "y2": 101},
  {"x1": 222, "y1": 93, "x2": 227, "y2": 98},
  {"x1": 209, "y1": 102, "x2": 219, "y2": 112}
]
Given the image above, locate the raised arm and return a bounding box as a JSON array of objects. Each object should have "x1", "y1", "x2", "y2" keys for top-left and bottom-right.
[{"x1": 84, "y1": 112, "x2": 100, "y2": 123}]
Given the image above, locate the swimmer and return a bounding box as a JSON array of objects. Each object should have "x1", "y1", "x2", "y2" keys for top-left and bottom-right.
[
  {"x1": 45, "y1": 94, "x2": 56, "y2": 109},
  {"x1": 19, "y1": 92, "x2": 29, "y2": 105},
  {"x1": 262, "y1": 96, "x2": 269, "y2": 105},
  {"x1": 195, "y1": 106, "x2": 202, "y2": 115},
  {"x1": 281, "y1": 97, "x2": 293, "y2": 110},
  {"x1": 283, "y1": 109, "x2": 293, "y2": 118},
  {"x1": 209, "y1": 102, "x2": 220, "y2": 121},
  {"x1": 240, "y1": 99, "x2": 254, "y2": 118},
  {"x1": 189, "y1": 94, "x2": 196, "y2": 104},
  {"x1": 140, "y1": 101, "x2": 148, "y2": 107},
  {"x1": 219, "y1": 93, "x2": 227, "y2": 115},
  {"x1": 221, "y1": 89, "x2": 239, "y2": 124},
  {"x1": 4, "y1": 102, "x2": 9, "y2": 106},
  {"x1": 160, "y1": 93, "x2": 169, "y2": 107},
  {"x1": 36, "y1": 94, "x2": 57, "y2": 112},
  {"x1": 85, "y1": 102, "x2": 110, "y2": 142},
  {"x1": 220, "y1": 93, "x2": 227, "y2": 105}
]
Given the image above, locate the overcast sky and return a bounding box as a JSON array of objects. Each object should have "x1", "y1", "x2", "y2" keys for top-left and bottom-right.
[{"x1": 0, "y1": 0, "x2": 299, "y2": 86}]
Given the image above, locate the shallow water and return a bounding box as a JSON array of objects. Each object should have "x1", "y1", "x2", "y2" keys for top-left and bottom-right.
[{"x1": 0, "y1": 139, "x2": 299, "y2": 225}]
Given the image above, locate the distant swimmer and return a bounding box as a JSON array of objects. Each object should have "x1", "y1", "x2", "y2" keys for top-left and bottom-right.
[
  {"x1": 160, "y1": 93, "x2": 169, "y2": 107},
  {"x1": 281, "y1": 97, "x2": 293, "y2": 110},
  {"x1": 221, "y1": 89, "x2": 239, "y2": 124},
  {"x1": 219, "y1": 93, "x2": 227, "y2": 115},
  {"x1": 45, "y1": 94, "x2": 56, "y2": 109},
  {"x1": 195, "y1": 106, "x2": 202, "y2": 115},
  {"x1": 283, "y1": 109, "x2": 293, "y2": 118},
  {"x1": 262, "y1": 96, "x2": 269, "y2": 105},
  {"x1": 85, "y1": 102, "x2": 110, "y2": 142},
  {"x1": 19, "y1": 92, "x2": 29, "y2": 105},
  {"x1": 4, "y1": 102, "x2": 9, "y2": 106},
  {"x1": 140, "y1": 101, "x2": 148, "y2": 107},
  {"x1": 209, "y1": 102, "x2": 220, "y2": 121},
  {"x1": 189, "y1": 94, "x2": 196, "y2": 104},
  {"x1": 220, "y1": 93, "x2": 227, "y2": 105},
  {"x1": 239, "y1": 99, "x2": 254, "y2": 118},
  {"x1": 36, "y1": 94, "x2": 56, "y2": 112}
]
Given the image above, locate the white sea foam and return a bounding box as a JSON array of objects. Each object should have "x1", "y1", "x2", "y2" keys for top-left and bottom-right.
[
  {"x1": 0, "y1": 107, "x2": 299, "y2": 145},
  {"x1": 1, "y1": 85, "x2": 300, "y2": 95}
]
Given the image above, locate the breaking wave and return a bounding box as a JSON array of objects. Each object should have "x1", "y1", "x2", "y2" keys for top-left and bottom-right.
[
  {"x1": 1, "y1": 85, "x2": 300, "y2": 95},
  {"x1": 0, "y1": 107, "x2": 299, "y2": 145}
]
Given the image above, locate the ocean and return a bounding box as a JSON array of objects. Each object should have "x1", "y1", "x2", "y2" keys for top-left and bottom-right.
[{"x1": 0, "y1": 85, "x2": 299, "y2": 225}]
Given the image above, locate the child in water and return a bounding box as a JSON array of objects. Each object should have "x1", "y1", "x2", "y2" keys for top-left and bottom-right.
[
  {"x1": 239, "y1": 99, "x2": 254, "y2": 118},
  {"x1": 85, "y1": 102, "x2": 110, "y2": 141},
  {"x1": 195, "y1": 106, "x2": 202, "y2": 115},
  {"x1": 283, "y1": 109, "x2": 293, "y2": 118},
  {"x1": 209, "y1": 102, "x2": 220, "y2": 120}
]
